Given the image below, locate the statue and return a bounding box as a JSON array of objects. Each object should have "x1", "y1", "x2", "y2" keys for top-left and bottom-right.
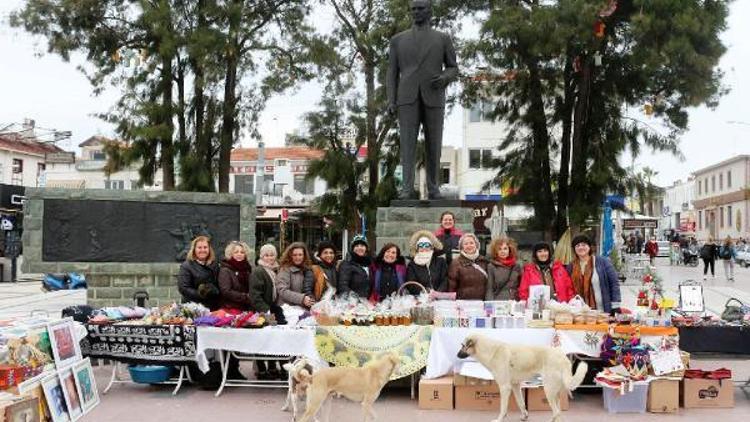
[{"x1": 387, "y1": 0, "x2": 458, "y2": 200}]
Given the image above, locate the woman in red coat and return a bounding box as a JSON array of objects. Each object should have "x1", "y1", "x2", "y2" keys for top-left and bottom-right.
[{"x1": 519, "y1": 242, "x2": 575, "y2": 302}]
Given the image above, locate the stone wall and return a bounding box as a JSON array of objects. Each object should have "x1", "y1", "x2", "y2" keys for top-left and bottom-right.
[
  {"x1": 376, "y1": 206, "x2": 474, "y2": 255},
  {"x1": 22, "y1": 188, "x2": 255, "y2": 308}
]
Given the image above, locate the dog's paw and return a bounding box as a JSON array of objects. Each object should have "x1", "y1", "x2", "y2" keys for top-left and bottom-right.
[{"x1": 520, "y1": 414, "x2": 529, "y2": 421}]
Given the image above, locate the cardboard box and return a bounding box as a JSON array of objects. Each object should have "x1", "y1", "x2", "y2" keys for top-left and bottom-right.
[
  {"x1": 453, "y1": 374, "x2": 493, "y2": 387},
  {"x1": 419, "y1": 377, "x2": 454, "y2": 410},
  {"x1": 682, "y1": 379, "x2": 734, "y2": 408},
  {"x1": 648, "y1": 380, "x2": 679, "y2": 413},
  {"x1": 455, "y1": 384, "x2": 519, "y2": 411},
  {"x1": 526, "y1": 386, "x2": 570, "y2": 411}
]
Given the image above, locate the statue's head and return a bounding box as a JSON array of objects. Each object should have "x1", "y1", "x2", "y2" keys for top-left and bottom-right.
[{"x1": 410, "y1": 0, "x2": 432, "y2": 25}]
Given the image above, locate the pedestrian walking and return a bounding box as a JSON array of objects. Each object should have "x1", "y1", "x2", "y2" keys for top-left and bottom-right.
[
  {"x1": 644, "y1": 236, "x2": 658, "y2": 265},
  {"x1": 720, "y1": 236, "x2": 736, "y2": 281},
  {"x1": 700, "y1": 237, "x2": 719, "y2": 280}
]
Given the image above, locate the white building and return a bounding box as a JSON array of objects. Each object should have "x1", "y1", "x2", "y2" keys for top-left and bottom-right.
[
  {"x1": 44, "y1": 136, "x2": 164, "y2": 190},
  {"x1": 658, "y1": 178, "x2": 696, "y2": 235},
  {"x1": 457, "y1": 101, "x2": 505, "y2": 199},
  {"x1": 692, "y1": 155, "x2": 750, "y2": 240},
  {"x1": 0, "y1": 133, "x2": 62, "y2": 187}
]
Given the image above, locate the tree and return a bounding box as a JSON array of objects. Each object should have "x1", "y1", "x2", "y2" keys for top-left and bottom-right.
[{"x1": 463, "y1": 0, "x2": 729, "y2": 237}]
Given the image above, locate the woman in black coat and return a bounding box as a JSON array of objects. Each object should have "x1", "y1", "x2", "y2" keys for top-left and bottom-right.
[
  {"x1": 177, "y1": 236, "x2": 220, "y2": 311},
  {"x1": 337, "y1": 235, "x2": 372, "y2": 299},
  {"x1": 406, "y1": 230, "x2": 448, "y2": 292}
]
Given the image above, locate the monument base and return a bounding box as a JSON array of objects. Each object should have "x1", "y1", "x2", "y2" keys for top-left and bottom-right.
[
  {"x1": 376, "y1": 205, "x2": 473, "y2": 255},
  {"x1": 389, "y1": 199, "x2": 462, "y2": 208}
]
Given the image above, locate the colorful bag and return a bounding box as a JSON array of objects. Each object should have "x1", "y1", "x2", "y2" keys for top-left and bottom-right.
[{"x1": 600, "y1": 325, "x2": 650, "y2": 380}]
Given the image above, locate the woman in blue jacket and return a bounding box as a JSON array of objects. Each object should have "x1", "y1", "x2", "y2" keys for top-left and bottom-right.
[{"x1": 567, "y1": 234, "x2": 622, "y2": 315}]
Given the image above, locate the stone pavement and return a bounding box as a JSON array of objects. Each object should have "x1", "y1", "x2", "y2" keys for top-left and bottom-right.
[{"x1": 0, "y1": 281, "x2": 85, "y2": 319}]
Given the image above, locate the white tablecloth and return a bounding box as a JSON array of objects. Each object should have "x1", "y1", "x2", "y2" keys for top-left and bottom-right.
[
  {"x1": 425, "y1": 328, "x2": 557, "y2": 379},
  {"x1": 196, "y1": 326, "x2": 322, "y2": 372}
]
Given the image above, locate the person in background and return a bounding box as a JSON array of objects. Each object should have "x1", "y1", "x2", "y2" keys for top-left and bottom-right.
[
  {"x1": 369, "y1": 243, "x2": 407, "y2": 302},
  {"x1": 644, "y1": 236, "x2": 659, "y2": 265},
  {"x1": 311, "y1": 241, "x2": 338, "y2": 301},
  {"x1": 720, "y1": 236, "x2": 736, "y2": 282},
  {"x1": 636, "y1": 231, "x2": 645, "y2": 254},
  {"x1": 448, "y1": 233, "x2": 489, "y2": 300},
  {"x1": 406, "y1": 230, "x2": 448, "y2": 292},
  {"x1": 567, "y1": 234, "x2": 622, "y2": 315},
  {"x1": 178, "y1": 236, "x2": 220, "y2": 310},
  {"x1": 276, "y1": 242, "x2": 315, "y2": 309},
  {"x1": 519, "y1": 242, "x2": 574, "y2": 303},
  {"x1": 435, "y1": 211, "x2": 464, "y2": 267},
  {"x1": 337, "y1": 235, "x2": 373, "y2": 299},
  {"x1": 486, "y1": 236, "x2": 522, "y2": 301},
  {"x1": 700, "y1": 237, "x2": 718, "y2": 280},
  {"x1": 218, "y1": 241, "x2": 253, "y2": 312},
  {"x1": 250, "y1": 244, "x2": 283, "y2": 380}
]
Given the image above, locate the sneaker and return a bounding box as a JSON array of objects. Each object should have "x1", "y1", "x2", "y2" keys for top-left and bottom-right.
[{"x1": 703, "y1": 276, "x2": 707, "y2": 280}]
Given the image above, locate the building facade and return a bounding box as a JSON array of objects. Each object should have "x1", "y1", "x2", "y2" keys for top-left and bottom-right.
[
  {"x1": 658, "y1": 178, "x2": 697, "y2": 236},
  {"x1": 0, "y1": 133, "x2": 62, "y2": 187},
  {"x1": 457, "y1": 101, "x2": 505, "y2": 199},
  {"x1": 692, "y1": 155, "x2": 750, "y2": 240}
]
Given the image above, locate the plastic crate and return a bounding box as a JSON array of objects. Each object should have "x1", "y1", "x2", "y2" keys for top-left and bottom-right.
[
  {"x1": 602, "y1": 383, "x2": 648, "y2": 413},
  {"x1": 128, "y1": 365, "x2": 173, "y2": 384}
]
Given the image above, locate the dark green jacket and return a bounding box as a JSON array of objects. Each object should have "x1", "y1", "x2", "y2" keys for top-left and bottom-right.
[{"x1": 250, "y1": 266, "x2": 276, "y2": 313}]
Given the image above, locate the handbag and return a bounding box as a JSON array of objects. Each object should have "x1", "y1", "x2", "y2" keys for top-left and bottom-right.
[{"x1": 721, "y1": 298, "x2": 747, "y2": 322}]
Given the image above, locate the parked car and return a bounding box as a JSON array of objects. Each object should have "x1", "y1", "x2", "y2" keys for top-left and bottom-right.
[
  {"x1": 656, "y1": 241, "x2": 671, "y2": 258},
  {"x1": 736, "y1": 244, "x2": 750, "y2": 267}
]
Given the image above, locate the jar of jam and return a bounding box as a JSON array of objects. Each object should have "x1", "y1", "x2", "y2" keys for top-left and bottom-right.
[
  {"x1": 403, "y1": 315, "x2": 412, "y2": 325},
  {"x1": 375, "y1": 315, "x2": 384, "y2": 326}
]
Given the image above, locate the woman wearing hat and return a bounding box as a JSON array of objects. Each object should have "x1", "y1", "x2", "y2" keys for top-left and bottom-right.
[
  {"x1": 519, "y1": 242, "x2": 574, "y2": 302},
  {"x1": 567, "y1": 234, "x2": 622, "y2": 314},
  {"x1": 337, "y1": 234, "x2": 372, "y2": 299},
  {"x1": 311, "y1": 241, "x2": 338, "y2": 301},
  {"x1": 448, "y1": 233, "x2": 489, "y2": 300},
  {"x1": 486, "y1": 236, "x2": 522, "y2": 301},
  {"x1": 406, "y1": 230, "x2": 448, "y2": 292}
]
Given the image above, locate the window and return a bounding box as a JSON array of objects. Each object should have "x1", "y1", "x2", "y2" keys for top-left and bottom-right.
[
  {"x1": 705, "y1": 211, "x2": 709, "y2": 228},
  {"x1": 468, "y1": 101, "x2": 494, "y2": 123},
  {"x1": 481, "y1": 149, "x2": 493, "y2": 168},
  {"x1": 11, "y1": 159, "x2": 23, "y2": 185},
  {"x1": 698, "y1": 210, "x2": 702, "y2": 230},
  {"x1": 728, "y1": 171, "x2": 732, "y2": 188},
  {"x1": 91, "y1": 151, "x2": 106, "y2": 160},
  {"x1": 262, "y1": 174, "x2": 274, "y2": 195},
  {"x1": 294, "y1": 174, "x2": 314, "y2": 195},
  {"x1": 728, "y1": 205, "x2": 733, "y2": 227},
  {"x1": 441, "y1": 167, "x2": 451, "y2": 185},
  {"x1": 130, "y1": 180, "x2": 142, "y2": 190},
  {"x1": 104, "y1": 180, "x2": 125, "y2": 190},
  {"x1": 720, "y1": 206, "x2": 724, "y2": 228},
  {"x1": 469, "y1": 149, "x2": 482, "y2": 169},
  {"x1": 36, "y1": 163, "x2": 46, "y2": 187},
  {"x1": 276, "y1": 159, "x2": 288, "y2": 167},
  {"x1": 719, "y1": 173, "x2": 723, "y2": 190},
  {"x1": 235, "y1": 175, "x2": 254, "y2": 194},
  {"x1": 698, "y1": 180, "x2": 701, "y2": 195},
  {"x1": 711, "y1": 175, "x2": 715, "y2": 192},
  {"x1": 469, "y1": 105, "x2": 482, "y2": 123},
  {"x1": 12, "y1": 159, "x2": 23, "y2": 174}
]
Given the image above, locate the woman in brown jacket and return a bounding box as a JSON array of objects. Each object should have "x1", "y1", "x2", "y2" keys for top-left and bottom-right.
[
  {"x1": 485, "y1": 237, "x2": 522, "y2": 300},
  {"x1": 448, "y1": 233, "x2": 489, "y2": 300},
  {"x1": 218, "y1": 241, "x2": 253, "y2": 311}
]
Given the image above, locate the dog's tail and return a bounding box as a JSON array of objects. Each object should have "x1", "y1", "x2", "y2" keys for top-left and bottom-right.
[{"x1": 563, "y1": 360, "x2": 587, "y2": 392}]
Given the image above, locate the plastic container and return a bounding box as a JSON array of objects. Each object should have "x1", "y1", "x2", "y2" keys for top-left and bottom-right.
[
  {"x1": 128, "y1": 365, "x2": 173, "y2": 384},
  {"x1": 602, "y1": 383, "x2": 648, "y2": 413}
]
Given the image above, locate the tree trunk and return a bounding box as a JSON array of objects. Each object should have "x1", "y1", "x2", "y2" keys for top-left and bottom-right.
[
  {"x1": 176, "y1": 58, "x2": 188, "y2": 158},
  {"x1": 219, "y1": 32, "x2": 239, "y2": 193},
  {"x1": 159, "y1": 57, "x2": 175, "y2": 191},
  {"x1": 526, "y1": 59, "x2": 555, "y2": 234},
  {"x1": 569, "y1": 56, "x2": 593, "y2": 224},
  {"x1": 556, "y1": 55, "x2": 575, "y2": 238},
  {"x1": 364, "y1": 60, "x2": 378, "y2": 247}
]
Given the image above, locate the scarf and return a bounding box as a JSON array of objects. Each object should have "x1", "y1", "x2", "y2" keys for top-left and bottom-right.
[
  {"x1": 223, "y1": 258, "x2": 251, "y2": 285},
  {"x1": 571, "y1": 256, "x2": 596, "y2": 309},
  {"x1": 460, "y1": 250, "x2": 480, "y2": 261},
  {"x1": 414, "y1": 251, "x2": 433, "y2": 266},
  {"x1": 258, "y1": 260, "x2": 278, "y2": 301},
  {"x1": 498, "y1": 256, "x2": 516, "y2": 268},
  {"x1": 350, "y1": 252, "x2": 372, "y2": 267}
]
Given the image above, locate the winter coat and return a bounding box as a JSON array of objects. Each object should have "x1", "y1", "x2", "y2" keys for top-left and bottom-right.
[
  {"x1": 447, "y1": 254, "x2": 489, "y2": 300},
  {"x1": 434, "y1": 226, "x2": 464, "y2": 267},
  {"x1": 311, "y1": 259, "x2": 338, "y2": 301},
  {"x1": 519, "y1": 261, "x2": 574, "y2": 303},
  {"x1": 485, "y1": 260, "x2": 522, "y2": 301},
  {"x1": 700, "y1": 243, "x2": 719, "y2": 261},
  {"x1": 719, "y1": 245, "x2": 736, "y2": 260},
  {"x1": 337, "y1": 256, "x2": 372, "y2": 299},
  {"x1": 276, "y1": 265, "x2": 314, "y2": 307},
  {"x1": 250, "y1": 266, "x2": 276, "y2": 313},
  {"x1": 565, "y1": 256, "x2": 622, "y2": 313},
  {"x1": 177, "y1": 259, "x2": 220, "y2": 310},
  {"x1": 217, "y1": 260, "x2": 253, "y2": 311},
  {"x1": 406, "y1": 256, "x2": 448, "y2": 292},
  {"x1": 369, "y1": 258, "x2": 407, "y2": 302},
  {"x1": 644, "y1": 240, "x2": 658, "y2": 258}
]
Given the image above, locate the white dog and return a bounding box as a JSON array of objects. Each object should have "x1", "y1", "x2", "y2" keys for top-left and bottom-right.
[
  {"x1": 282, "y1": 357, "x2": 316, "y2": 421},
  {"x1": 457, "y1": 334, "x2": 587, "y2": 422}
]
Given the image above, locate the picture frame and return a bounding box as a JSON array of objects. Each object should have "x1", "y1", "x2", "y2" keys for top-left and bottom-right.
[
  {"x1": 4, "y1": 396, "x2": 40, "y2": 422},
  {"x1": 59, "y1": 367, "x2": 83, "y2": 421},
  {"x1": 17, "y1": 374, "x2": 52, "y2": 421},
  {"x1": 679, "y1": 281, "x2": 705, "y2": 313},
  {"x1": 47, "y1": 319, "x2": 82, "y2": 369},
  {"x1": 73, "y1": 358, "x2": 100, "y2": 414},
  {"x1": 41, "y1": 374, "x2": 70, "y2": 422}
]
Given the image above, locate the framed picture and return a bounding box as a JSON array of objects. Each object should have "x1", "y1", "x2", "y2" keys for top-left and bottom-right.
[
  {"x1": 17, "y1": 375, "x2": 52, "y2": 421},
  {"x1": 73, "y1": 358, "x2": 100, "y2": 413},
  {"x1": 59, "y1": 368, "x2": 83, "y2": 421},
  {"x1": 47, "y1": 319, "x2": 82, "y2": 369},
  {"x1": 4, "y1": 396, "x2": 40, "y2": 422},
  {"x1": 41, "y1": 374, "x2": 70, "y2": 422},
  {"x1": 679, "y1": 281, "x2": 705, "y2": 313}
]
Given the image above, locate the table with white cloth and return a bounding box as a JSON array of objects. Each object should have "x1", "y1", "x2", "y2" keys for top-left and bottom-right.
[{"x1": 196, "y1": 326, "x2": 323, "y2": 396}]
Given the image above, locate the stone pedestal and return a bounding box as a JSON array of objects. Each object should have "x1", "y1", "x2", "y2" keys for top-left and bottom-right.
[{"x1": 376, "y1": 205, "x2": 473, "y2": 255}]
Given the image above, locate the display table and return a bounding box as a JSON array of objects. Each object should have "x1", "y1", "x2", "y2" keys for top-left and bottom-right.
[
  {"x1": 315, "y1": 325, "x2": 432, "y2": 380},
  {"x1": 555, "y1": 324, "x2": 679, "y2": 357},
  {"x1": 678, "y1": 326, "x2": 750, "y2": 355}
]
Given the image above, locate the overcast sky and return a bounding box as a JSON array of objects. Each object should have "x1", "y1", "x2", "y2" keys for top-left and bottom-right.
[{"x1": 1, "y1": 1, "x2": 747, "y2": 187}]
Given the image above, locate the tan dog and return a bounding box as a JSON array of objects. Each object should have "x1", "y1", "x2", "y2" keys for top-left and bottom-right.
[
  {"x1": 297, "y1": 353, "x2": 400, "y2": 422},
  {"x1": 457, "y1": 334, "x2": 587, "y2": 422},
  {"x1": 282, "y1": 357, "x2": 316, "y2": 421}
]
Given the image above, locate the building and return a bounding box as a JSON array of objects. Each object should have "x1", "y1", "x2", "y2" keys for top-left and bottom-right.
[
  {"x1": 44, "y1": 136, "x2": 164, "y2": 190},
  {"x1": 658, "y1": 178, "x2": 697, "y2": 236},
  {"x1": 457, "y1": 101, "x2": 505, "y2": 199},
  {"x1": 692, "y1": 155, "x2": 750, "y2": 240},
  {"x1": 0, "y1": 132, "x2": 63, "y2": 187}
]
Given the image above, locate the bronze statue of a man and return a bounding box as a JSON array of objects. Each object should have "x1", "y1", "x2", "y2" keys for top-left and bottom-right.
[{"x1": 387, "y1": 0, "x2": 458, "y2": 200}]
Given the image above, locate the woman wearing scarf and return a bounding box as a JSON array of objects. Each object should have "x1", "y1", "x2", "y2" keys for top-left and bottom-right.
[
  {"x1": 406, "y1": 230, "x2": 448, "y2": 292},
  {"x1": 519, "y1": 242, "x2": 574, "y2": 302},
  {"x1": 485, "y1": 237, "x2": 522, "y2": 300},
  {"x1": 369, "y1": 243, "x2": 407, "y2": 302},
  {"x1": 178, "y1": 236, "x2": 221, "y2": 310},
  {"x1": 276, "y1": 242, "x2": 315, "y2": 309},
  {"x1": 250, "y1": 244, "x2": 283, "y2": 380},
  {"x1": 311, "y1": 241, "x2": 338, "y2": 300},
  {"x1": 337, "y1": 235, "x2": 373, "y2": 299},
  {"x1": 566, "y1": 234, "x2": 622, "y2": 314},
  {"x1": 218, "y1": 241, "x2": 253, "y2": 312},
  {"x1": 434, "y1": 211, "x2": 464, "y2": 268},
  {"x1": 448, "y1": 233, "x2": 489, "y2": 300}
]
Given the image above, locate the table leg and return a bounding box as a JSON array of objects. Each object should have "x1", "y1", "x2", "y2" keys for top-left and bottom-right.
[
  {"x1": 215, "y1": 350, "x2": 230, "y2": 397},
  {"x1": 172, "y1": 366, "x2": 186, "y2": 396},
  {"x1": 411, "y1": 373, "x2": 416, "y2": 400},
  {"x1": 104, "y1": 362, "x2": 120, "y2": 394}
]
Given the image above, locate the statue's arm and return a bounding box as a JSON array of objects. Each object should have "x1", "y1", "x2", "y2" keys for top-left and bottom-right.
[
  {"x1": 386, "y1": 37, "x2": 399, "y2": 111},
  {"x1": 441, "y1": 33, "x2": 458, "y2": 82}
]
